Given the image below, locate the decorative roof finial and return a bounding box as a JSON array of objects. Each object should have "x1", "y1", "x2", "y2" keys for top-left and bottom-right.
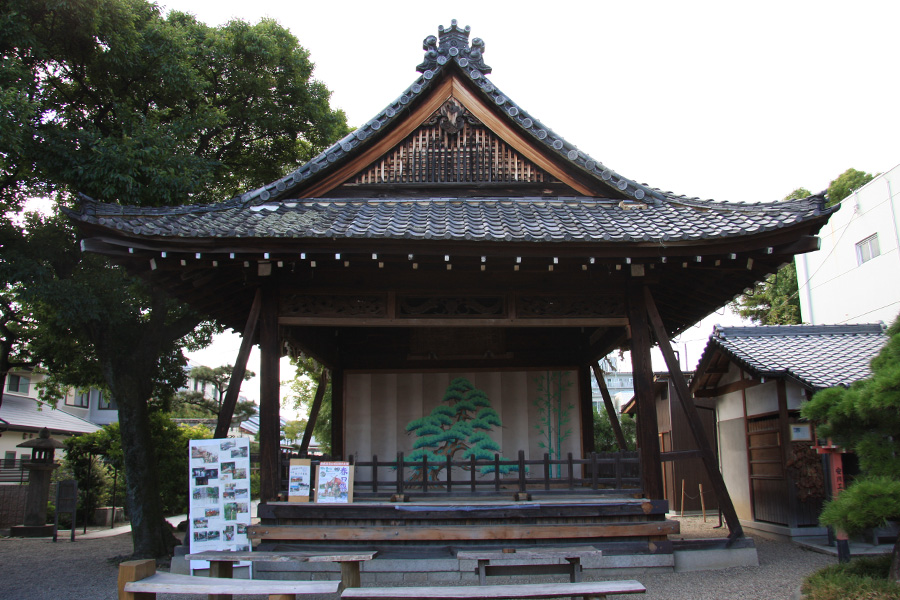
[{"x1": 417, "y1": 20, "x2": 491, "y2": 75}]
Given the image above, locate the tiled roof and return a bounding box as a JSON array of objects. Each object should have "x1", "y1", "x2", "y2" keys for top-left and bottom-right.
[
  {"x1": 67, "y1": 21, "x2": 833, "y2": 244},
  {"x1": 71, "y1": 195, "x2": 827, "y2": 244},
  {"x1": 0, "y1": 394, "x2": 102, "y2": 435},
  {"x1": 701, "y1": 324, "x2": 888, "y2": 390},
  {"x1": 235, "y1": 20, "x2": 671, "y2": 207}
]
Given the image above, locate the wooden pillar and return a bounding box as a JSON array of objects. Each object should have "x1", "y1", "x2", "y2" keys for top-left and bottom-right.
[
  {"x1": 578, "y1": 362, "x2": 595, "y2": 455},
  {"x1": 331, "y1": 366, "x2": 344, "y2": 459},
  {"x1": 642, "y1": 285, "x2": 744, "y2": 539},
  {"x1": 591, "y1": 362, "x2": 629, "y2": 451},
  {"x1": 258, "y1": 284, "x2": 280, "y2": 502},
  {"x1": 215, "y1": 288, "x2": 262, "y2": 439},
  {"x1": 626, "y1": 285, "x2": 664, "y2": 500}
]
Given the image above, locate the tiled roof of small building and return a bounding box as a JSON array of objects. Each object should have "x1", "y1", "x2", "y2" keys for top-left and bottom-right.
[
  {"x1": 73, "y1": 195, "x2": 827, "y2": 243},
  {"x1": 0, "y1": 394, "x2": 102, "y2": 435},
  {"x1": 700, "y1": 323, "x2": 888, "y2": 390}
]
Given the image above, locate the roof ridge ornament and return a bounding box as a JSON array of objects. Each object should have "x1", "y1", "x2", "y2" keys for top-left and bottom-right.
[{"x1": 417, "y1": 20, "x2": 491, "y2": 75}]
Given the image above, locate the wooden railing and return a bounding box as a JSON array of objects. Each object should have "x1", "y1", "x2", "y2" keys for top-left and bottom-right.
[{"x1": 280, "y1": 451, "x2": 640, "y2": 499}]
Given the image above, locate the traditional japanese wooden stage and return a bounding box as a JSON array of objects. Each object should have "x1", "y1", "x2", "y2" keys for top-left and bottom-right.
[{"x1": 250, "y1": 496, "x2": 678, "y2": 558}]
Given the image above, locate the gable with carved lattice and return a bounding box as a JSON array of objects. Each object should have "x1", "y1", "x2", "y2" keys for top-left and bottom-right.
[{"x1": 346, "y1": 97, "x2": 552, "y2": 186}]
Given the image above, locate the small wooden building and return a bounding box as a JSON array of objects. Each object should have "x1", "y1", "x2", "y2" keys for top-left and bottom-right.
[
  {"x1": 68, "y1": 21, "x2": 835, "y2": 547},
  {"x1": 691, "y1": 323, "x2": 887, "y2": 537}
]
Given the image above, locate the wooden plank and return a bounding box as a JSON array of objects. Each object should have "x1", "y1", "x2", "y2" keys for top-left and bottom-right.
[
  {"x1": 341, "y1": 580, "x2": 646, "y2": 600},
  {"x1": 257, "y1": 499, "x2": 668, "y2": 521},
  {"x1": 642, "y1": 286, "x2": 743, "y2": 540},
  {"x1": 118, "y1": 559, "x2": 157, "y2": 600},
  {"x1": 591, "y1": 362, "x2": 628, "y2": 450},
  {"x1": 215, "y1": 287, "x2": 262, "y2": 439},
  {"x1": 186, "y1": 551, "x2": 376, "y2": 562},
  {"x1": 457, "y1": 549, "x2": 601, "y2": 561},
  {"x1": 249, "y1": 520, "x2": 678, "y2": 542},
  {"x1": 124, "y1": 572, "x2": 339, "y2": 595}
]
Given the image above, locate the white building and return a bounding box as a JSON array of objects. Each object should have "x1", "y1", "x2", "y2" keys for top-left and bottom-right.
[{"x1": 796, "y1": 164, "x2": 900, "y2": 326}]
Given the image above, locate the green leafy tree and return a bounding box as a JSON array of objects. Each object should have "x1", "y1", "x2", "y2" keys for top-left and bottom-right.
[
  {"x1": 406, "y1": 377, "x2": 512, "y2": 479},
  {"x1": 285, "y1": 354, "x2": 331, "y2": 455},
  {"x1": 172, "y1": 365, "x2": 257, "y2": 424},
  {"x1": 593, "y1": 407, "x2": 636, "y2": 453},
  {"x1": 731, "y1": 187, "x2": 809, "y2": 325},
  {"x1": 66, "y1": 415, "x2": 212, "y2": 517},
  {"x1": 802, "y1": 315, "x2": 900, "y2": 581},
  {"x1": 534, "y1": 371, "x2": 574, "y2": 476},
  {"x1": 826, "y1": 168, "x2": 876, "y2": 207},
  {"x1": 1, "y1": 0, "x2": 348, "y2": 558}
]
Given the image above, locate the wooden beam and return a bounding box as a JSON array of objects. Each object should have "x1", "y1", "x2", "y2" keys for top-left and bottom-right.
[
  {"x1": 299, "y1": 369, "x2": 329, "y2": 455},
  {"x1": 215, "y1": 288, "x2": 263, "y2": 439},
  {"x1": 694, "y1": 378, "x2": 761, "y2": 398},
  {"x1": 259, "y1": 284, "x2": 281, "y2": 502},
  {"x1": 279, "y1": 317, "x2": 629, "y2": 328},
  {"x1": 626, "y1": 284, "x2": 664, "y2": 501},
  {"x1": 591, "y1": 362, "x2": 628, "y2": 451},
  {"x1": 249, "y1": 520, "x2": 679, "y2": 542},
  {"x1": 642, "y1": 285, "x2": 744, "y2": 540}
]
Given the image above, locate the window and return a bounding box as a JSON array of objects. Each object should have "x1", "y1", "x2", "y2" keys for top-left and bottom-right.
[
  {"x1": 97, "y1": 391, "x2": 117, "y2": 410},
  {"x1": 856, "y1": 234, "x2": 881, "y2": 265},
  {"x1": 6, "y1": 374, "x2": 30, "y2": 394},
  {"x1": 71, "y1": 391, "x2": 90, "y2": 408}
]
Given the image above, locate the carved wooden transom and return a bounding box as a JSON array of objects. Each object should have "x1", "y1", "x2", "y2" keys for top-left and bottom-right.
[{"x1": 351, "y1": 97, "x2": 549, "y2": 185}]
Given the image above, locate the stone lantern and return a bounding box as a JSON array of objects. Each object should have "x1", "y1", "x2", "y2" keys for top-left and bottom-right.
[{"x1": 10, "y1": 427, "x2": 65, "y2": 537}]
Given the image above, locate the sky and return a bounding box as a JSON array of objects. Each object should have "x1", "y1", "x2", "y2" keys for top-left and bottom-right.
[{"x1": 172, "y1": 0, "x2": 900, "y2": 407}]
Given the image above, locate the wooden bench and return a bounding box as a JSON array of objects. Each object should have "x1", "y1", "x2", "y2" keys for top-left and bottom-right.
[
  {"x1": 341, "y1": 580, "x2": 646, "y2": 600},
  {"x1": 118, "y1": 559, "x2": 340, "y2": 600},
  {"x1": 186, "y1": 550, "x2": 377, "y2": 590},
  {"x1": 456, "y1": 548, "x2": 603, "y2": 584}
]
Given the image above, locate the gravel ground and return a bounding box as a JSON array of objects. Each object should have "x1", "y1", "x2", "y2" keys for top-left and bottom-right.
[{"x1": 0, "y1": 516, "x2": 834, "y2": 600}]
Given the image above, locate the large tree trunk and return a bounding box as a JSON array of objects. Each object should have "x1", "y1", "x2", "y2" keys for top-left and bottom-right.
[{"x1": 109, "y1": 366, "x2": 179, "y2": 558}]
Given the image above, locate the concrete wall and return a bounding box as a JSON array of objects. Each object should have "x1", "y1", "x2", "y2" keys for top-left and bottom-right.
[
  {"x1": 796, "y1": 163, "x2": 900, "y2": 326},
  {"x1": 344, "y1": 370, "x2": 582, "y2": 479}
]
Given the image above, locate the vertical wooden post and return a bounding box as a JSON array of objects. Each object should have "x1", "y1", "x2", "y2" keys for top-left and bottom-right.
[
  {"x1": 331, "y1": 367, "x2": 344, "y2": 458},
  {"x1": 591, "y1": 362, "x2": 629, "y2": 451},
  {"x1": 215, "y1": 288, "x2": 262, "y2": 439},
  {"x1": 626, "y1": 285, "x2": 664, "y2": 501},
  {"x1": 642, "y1": 285, "x2": 744, "y2": 540},
  {"x1": 117, "y1": 559, "x2": 156, "y2": 600},
  {"x1": 208, "y1": 560, "x2": 233, "y2": 600},
  {"x1": 578, "y1": 362, "x2": 595, "y2": 455},
  {"x1": 259, "y1": 284, "x2": 280, "y2": 502}
]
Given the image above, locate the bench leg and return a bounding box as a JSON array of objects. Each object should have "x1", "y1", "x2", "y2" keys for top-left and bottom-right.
[
  {"x1": 118, "y1": 559, "x2": 157, "y2": 600},
  {"x1": 268, "y1": 595, "x2": 297, "y2": 600},
  {"x1": 208, "y1": 560, "x2": 233, "y2": 600},
  {"x1": 341, "y1": 561, "x2": 362, "y2": 589}
]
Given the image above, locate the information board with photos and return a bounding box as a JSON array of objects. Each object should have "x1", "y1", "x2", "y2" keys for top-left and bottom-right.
[{"x1": 188, "y1": 438, "x2": 252, "y2": 567}]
